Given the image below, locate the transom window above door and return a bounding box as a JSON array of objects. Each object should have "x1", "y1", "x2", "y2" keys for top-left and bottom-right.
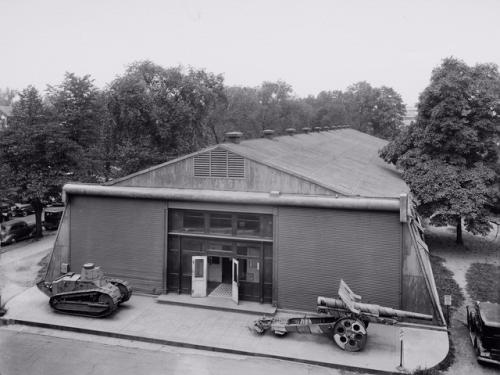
[{"x1": 169, "y1": 209, "x2": 273, "y2": 240}]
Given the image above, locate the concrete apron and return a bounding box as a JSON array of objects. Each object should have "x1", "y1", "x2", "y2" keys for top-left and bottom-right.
[{"x1": 1, "y1": 287, "x2": 449, "y2": 374}]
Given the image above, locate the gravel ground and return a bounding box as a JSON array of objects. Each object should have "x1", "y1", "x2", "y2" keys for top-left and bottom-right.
[{"x1": 428, "y1": 223, "x2": 500, "y2": 375}]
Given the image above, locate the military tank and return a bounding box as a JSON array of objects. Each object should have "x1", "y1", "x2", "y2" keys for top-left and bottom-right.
[{"x1": 37, "y1": 263, "x2": 132, "y2": 318}]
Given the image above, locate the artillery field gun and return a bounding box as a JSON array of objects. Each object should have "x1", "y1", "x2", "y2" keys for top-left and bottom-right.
[
  {"x1": 37, "y1": 263, "x2": 132, "y2": 318},
  {"x1": 252, "y1": 280, "x2": 433, "y2": 352}
]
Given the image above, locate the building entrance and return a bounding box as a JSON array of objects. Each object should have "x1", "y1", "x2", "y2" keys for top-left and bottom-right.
[
  {"x1": 206, "y1": 256, "x2": 237, "y2": 299},
  {"x1": 167, "y1": 209, "x2": 274, "y2": 304}
]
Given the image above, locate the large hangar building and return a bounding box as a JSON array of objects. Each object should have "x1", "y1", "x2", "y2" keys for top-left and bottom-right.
[{"x1": 46, "y1": 128, "x2": 445, "y2": 325}]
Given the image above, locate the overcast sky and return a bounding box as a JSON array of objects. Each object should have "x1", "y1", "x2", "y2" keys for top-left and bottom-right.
[{"x1": 1, "y1": 0, "x2": 499, "y2": 106}]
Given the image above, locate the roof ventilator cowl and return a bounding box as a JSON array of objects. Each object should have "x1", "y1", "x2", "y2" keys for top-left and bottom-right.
[
  {"x1": 302, "y1": 127, "x2": 311, "y2": 134},
  {"x1": 263, "y1": 129, "x2": 275, "y2": 139},
  {"x1": 285, "y1": 128, "x2": 296, "y2": 136},
  {"x1": 224, "y1": 131, "x2": 243, "y2": 144}
]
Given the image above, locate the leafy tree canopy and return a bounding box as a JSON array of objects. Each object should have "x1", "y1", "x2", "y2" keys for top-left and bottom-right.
[
  {"x1": 380, "y1": 57, "x2": 500, "y2": 243},
  {"x1": 105, "y1": 61, "x2": 226, "y2": 175},
  {"x1": 345, "y1": 82, "x2": 406, "y2": 139}
]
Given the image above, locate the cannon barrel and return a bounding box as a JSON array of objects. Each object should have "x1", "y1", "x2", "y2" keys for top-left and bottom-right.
[{"x1": 317, "y1": 296, "x2": 433, "y2": 321}]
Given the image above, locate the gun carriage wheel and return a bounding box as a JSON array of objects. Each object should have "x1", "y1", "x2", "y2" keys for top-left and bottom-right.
[{"x1": 332, "y1": 318, "x2": 367, "y2": 352}]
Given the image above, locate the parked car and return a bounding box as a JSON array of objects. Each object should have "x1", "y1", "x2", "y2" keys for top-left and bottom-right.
[
  {"x1": 13, "y1": 203, "x2": 35, "y2": 217},
  {"x1": 0, "y1": 220, "x2": 36, "y2": 246},
  {"x1": 0, "y1": 202, "x2": 12, "y2": 222},
  {"x1": 43, "y1": 206, "x2": 64, "y2": 230},
  {"x1": 467, "y1": 301, "x2": 500, "y2": 365}
]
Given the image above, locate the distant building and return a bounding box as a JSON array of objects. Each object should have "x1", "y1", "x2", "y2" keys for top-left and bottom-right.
[
  {"x1": 0, "y1": 105, "x2": 12, "y2": 130},
  {"x1": 46, "y1": 127, "x2": 445, "y2": 325},
  {"x1": 403, "y1": 107, "x2": 417, "y2": 127}
]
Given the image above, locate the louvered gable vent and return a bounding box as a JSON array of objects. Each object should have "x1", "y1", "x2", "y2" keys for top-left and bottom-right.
[{"x1": 194, "y1": 149, "x2": 245, "y2": 178}]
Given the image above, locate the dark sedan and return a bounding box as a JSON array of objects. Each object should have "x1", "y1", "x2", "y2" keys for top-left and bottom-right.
[{"x1": 0, "y1": 220, "x2": 36, "y2": 246}]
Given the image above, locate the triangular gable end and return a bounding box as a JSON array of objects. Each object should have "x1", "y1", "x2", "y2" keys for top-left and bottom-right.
[{"x1": 109, "y1": 146, "x2": 341, "y2": 196}]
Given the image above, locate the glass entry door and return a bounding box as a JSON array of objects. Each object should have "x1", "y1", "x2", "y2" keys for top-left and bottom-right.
[{"x1": 191, "y1": 256, "x2": 207, "y2": 297}]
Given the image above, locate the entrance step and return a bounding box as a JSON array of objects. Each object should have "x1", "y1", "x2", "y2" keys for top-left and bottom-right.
[{"x1": 156, "y1": 293, "x2": 276, "y2": 315}]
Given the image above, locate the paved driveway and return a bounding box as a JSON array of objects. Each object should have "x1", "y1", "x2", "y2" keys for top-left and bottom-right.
[{"x1": 0, "y1": 234, "x2": 55, "y2": 306}]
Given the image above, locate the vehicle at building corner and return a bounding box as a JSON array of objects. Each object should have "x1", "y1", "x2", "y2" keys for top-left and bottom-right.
[
  {"x1": 13, "y1": 203, "x2": 35, "y2": 217},
  {"x1": 37, "y1": 263, "x2": 132, "y2": 318},
  {"x1": 467, "y1": 301, "x2": 500, "y2": 365},
  {"x1": 43, "y1": 206, "x2": 64, "y2": 230},
  {"x1": 0, "y1": 220, "x2": 36, "y2": 246},
  {"x1": 0, "y1": 202, "x2": 12, "y2": 222}
]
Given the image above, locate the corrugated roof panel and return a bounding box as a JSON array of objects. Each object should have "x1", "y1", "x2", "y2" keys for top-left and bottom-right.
[{"x1": 221, "y1": 129, "x2": 408, "y2": 198}]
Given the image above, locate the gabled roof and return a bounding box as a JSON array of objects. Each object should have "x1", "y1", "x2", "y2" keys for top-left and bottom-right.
[
  {"x1": 109, "y1": 128, "x2": 408, "y2": 198},
  {"x1": 220, "y1": 129, "x2": 407, "y2": 198}
]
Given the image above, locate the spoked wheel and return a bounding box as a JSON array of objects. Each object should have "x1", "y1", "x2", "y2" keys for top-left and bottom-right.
[{"x1": 332, "y1": 318, "x2": 367, "y2": 352}]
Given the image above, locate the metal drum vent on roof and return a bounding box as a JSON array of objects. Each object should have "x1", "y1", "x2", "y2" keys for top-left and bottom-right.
[{"x1": 194, "y1": 149, "x2": 245, "y2": 178}]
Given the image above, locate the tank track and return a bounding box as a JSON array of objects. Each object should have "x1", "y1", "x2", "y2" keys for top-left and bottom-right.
[
  {"x1": 107, "y1": 279, "x2": 133, "y2": 303},
  {"x1": 49, "y1": 290, "x2": 117, "y2": 318}
]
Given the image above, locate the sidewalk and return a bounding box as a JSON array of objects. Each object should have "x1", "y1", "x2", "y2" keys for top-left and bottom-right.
[{"x1": 1, "y1": 287, "x2": 449, "y2": 374}]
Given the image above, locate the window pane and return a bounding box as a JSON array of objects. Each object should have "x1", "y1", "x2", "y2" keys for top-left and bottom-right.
[
  {"x1": 183, "y1": 211, "x2": 205, "y2": 233},
  {"x1": 261, "y1": 215, "x2": 273, "y2": 238},
  {"x1": 209, "y1": 213, "x2": 232, "y2": 235},
  {"x1": 239, "y1": 259, "x2": 259, "y2": 283},
  {"x1": 208, "y1": 240, "x2": 232, "y2": 252},
  {"x1": 236, "y1": 214, "x2": 260, "y2": 237},
  {"x1": 182, "y1": 238, "x2": 204, "y2": 252},
  {"x1": 194, "y1": 258, "x2": 204, "y2": 277},
  {"x1": 169, "y1": 211, "x2": 184, "y2": 231},
  {"x1": 236, "y1": 243, "x2": 260, "y2": 257}
]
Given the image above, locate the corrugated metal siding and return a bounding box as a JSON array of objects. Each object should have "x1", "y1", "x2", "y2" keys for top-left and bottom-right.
[
  {"x1": 70, "y1": 196, "x2": 165, "y2": 294},
  {"x1": 277, "y1": 207, "x2": 402, "y2": 311}
]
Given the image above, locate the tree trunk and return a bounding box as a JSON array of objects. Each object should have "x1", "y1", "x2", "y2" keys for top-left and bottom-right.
[
  {"x1": 31, "y1": 198, "x2": 44, "y2": 239},
  {"x1": 456, "y1": 216, "x2": 463, "y2": 245}
]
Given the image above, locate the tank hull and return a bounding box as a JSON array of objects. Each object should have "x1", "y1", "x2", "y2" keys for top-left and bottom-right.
[{"x1": 37, "y1": 264, "x2": 132, "y2": 318}]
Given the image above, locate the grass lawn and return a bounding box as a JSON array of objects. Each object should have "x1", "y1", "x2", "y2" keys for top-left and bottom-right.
[
  {"x1": 430, "y1": 254, "x2": 464, "y2": 311},
  {"x1": 466, "y1": 262, "x2": 500, "y2": 303}
]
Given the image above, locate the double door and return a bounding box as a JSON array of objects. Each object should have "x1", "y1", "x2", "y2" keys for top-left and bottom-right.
[{"x1": 192, "y1": 256, "x2": 239, "y2": 304}]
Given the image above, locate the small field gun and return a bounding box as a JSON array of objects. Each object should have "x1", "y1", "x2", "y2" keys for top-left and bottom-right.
[{"x1": 252, "y1": 280, "x2": 433, "y2": 352}]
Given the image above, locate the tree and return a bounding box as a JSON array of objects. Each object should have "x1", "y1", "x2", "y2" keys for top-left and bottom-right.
[
  {"x1": 0, "y1": 122, "x2": 84, "y2": 238},
  {"x1": 0, "y1": 85, "x2": 91, "y2": 238},
  {"x1": 345, "y1": 82, "x2": 405, "y2": 139},
  {"x1": 46, "y1": 73, "x2": 101, "y2": 149},
  {"x1": 380, "y1": 57, "x2": 500, "y2": 244},
  {"x1": 256, "y1": 80, "x2": 293, "y2": 132},
  {"x1": 11, "y1": 85, "x2": 46, "y2": 127},
  {"x1": 309, "y1": 90, "x2": 348, "y2": 128},
  {"x1": 106, "y1": 61, "x2": 226, "y2": 176}
]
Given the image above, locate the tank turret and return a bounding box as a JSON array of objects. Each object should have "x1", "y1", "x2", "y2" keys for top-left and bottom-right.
[{"x1": 37, "y1": 263, "x2": 132, "y2": 318}]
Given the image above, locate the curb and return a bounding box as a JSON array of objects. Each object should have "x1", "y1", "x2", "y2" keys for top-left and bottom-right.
[{"x1": 0, "y1": 317, "x2": 403, "y2": 375}]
